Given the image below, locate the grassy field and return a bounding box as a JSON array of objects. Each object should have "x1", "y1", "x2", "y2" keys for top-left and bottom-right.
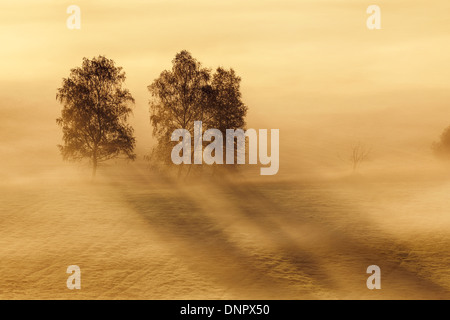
[{"x1": 0, "y1": 163, "x2": 449, "y2": 299}]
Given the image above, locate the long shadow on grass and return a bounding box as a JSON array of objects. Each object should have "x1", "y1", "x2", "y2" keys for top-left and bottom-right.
[{"x1": 109, "y1": 167, "x2": 450, "y2": 299}]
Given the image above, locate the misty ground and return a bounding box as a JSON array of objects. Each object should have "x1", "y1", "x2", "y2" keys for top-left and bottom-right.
[
  {"x1": 0, "y1": 162, "x2": 449, "y2": 300},
  {"x1": 2, "y1": 0, "x2": 450, "y2": 301}
]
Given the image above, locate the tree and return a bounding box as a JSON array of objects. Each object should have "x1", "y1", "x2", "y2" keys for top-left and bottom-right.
[
  {"x1": 208, "y1": 67, "x2": 248, "y2": 163},
  {"x1": 432, "y1": 125, "x2": 450, "y2": 160},
  {"x1": 209, "y1": 67, "x2": 247, "y2": 133},
  {"x1": 349, "y1": 142, "x2": 371, "y2": 171},
  {"x1": 148, "y1": 50, "x2": 211, "y2": 163},
  {"x1": 56, "y1": 56, "x2": 136, "y2": 177},
  {"x1": 147, "y1": 50, "x2": 248, "y2": 166}
]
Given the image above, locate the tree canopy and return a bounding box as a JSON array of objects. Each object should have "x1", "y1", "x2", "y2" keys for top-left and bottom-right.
[
  {"x1": 56, "y1": 56, "x2": 136, "y2": 177},
  {"x1": 148, "y1": 50, "x2": 248, "y2": 165},
  {"x1": 433, "y1": 125, "x2": 450, "y2": 160}
]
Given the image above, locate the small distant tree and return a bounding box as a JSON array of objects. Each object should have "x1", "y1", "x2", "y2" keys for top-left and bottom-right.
[
  {"x1": 349, "y1": 142, "x2": 371, "y2": 171},
  {"x1": 432, "y1": 125, "x2": 450, "y2": 160},
  {"x1": 56, "y1": 56, "x2": 136, "y2": 177}
]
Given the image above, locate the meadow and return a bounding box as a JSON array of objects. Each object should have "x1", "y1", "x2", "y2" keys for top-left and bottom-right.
[{"x1": 0, "y1": 161, "x2": 448, "y2": 299}]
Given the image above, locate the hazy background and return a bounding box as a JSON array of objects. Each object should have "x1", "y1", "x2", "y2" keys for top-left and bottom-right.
[
  {"x1": 1, "y1": 0, "x2": 450, "y2": 179},
  {"x1": 1, "y1": 0, "x2": 450, "y2": 299}
]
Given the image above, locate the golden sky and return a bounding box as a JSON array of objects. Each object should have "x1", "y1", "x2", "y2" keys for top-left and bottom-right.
[
  {"x1": 1, "y1": 0, "x2": 450, "y2": 173},
  {"x1": 2, "y1": 1, "x2": 450, "y2": 96}
]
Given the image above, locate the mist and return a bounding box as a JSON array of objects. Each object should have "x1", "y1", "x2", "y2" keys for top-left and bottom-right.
[{"x1": 1, "y1": 0, "x2": 450, "y2": 299}]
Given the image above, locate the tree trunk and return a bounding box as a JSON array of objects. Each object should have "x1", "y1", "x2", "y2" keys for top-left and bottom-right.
[{"x1": 92, "y1": 150, "x2": 98, "y2": 179}]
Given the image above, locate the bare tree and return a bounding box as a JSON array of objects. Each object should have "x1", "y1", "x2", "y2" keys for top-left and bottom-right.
[{"x1": 349, "y1": 142, "x2": 371, "y2": 171}]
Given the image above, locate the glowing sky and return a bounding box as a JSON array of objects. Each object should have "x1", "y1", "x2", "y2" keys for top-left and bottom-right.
[{"x1": 1, "y1": 0, "x2": 450, "y2": 172}]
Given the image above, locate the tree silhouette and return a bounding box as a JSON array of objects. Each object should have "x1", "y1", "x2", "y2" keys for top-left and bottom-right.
[
  {"x1": 432, "y1": 125, "x2": 450, "y2": 160},
  {"x1": 56, "y1": 56, "x2": 136, "y2": 177},
  {"x1": 148, "y1": 50, "x2": 211, "y2": 163},
  {"x1": 208, "y1": 67, "x2": 248, "y2": 164},
  {"x1": 148, "y1": 50, "x2": 247, "y2": 166},
  {"x1": 349, "y1": 142, "x2": 371, "y2": 171}
]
